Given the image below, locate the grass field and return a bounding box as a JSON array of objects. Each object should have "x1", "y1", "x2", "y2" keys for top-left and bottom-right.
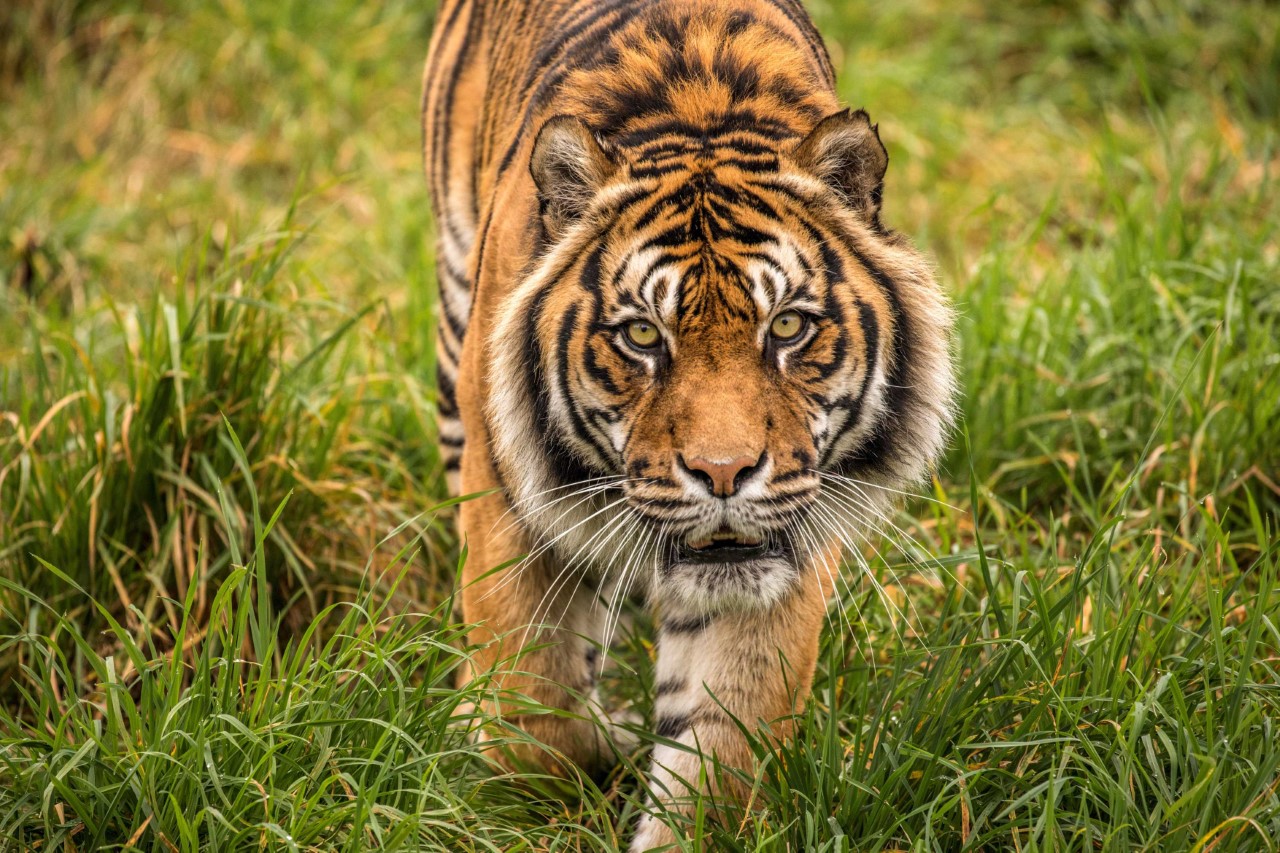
[{"x1": 2, "y1": 0, "x2": 1279, "y2": 850}]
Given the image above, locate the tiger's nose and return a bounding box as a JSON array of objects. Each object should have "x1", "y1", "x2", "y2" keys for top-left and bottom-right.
[{"x1": 679, "y1": 452, "x2": 763, "y2": 497}]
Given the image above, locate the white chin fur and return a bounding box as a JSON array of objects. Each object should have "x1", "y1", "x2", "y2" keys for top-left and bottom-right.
[{"x1": 658, "y1": 556, "x2": 798, "y2": 614}]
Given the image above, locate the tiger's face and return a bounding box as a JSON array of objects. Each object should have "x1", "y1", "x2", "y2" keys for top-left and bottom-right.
[
  {"x1": 585, "y1": 232, "x2": 891, "y2": 610},
  {"x1": 488, "y1": 111, "x2": 955, "y2": 613}
]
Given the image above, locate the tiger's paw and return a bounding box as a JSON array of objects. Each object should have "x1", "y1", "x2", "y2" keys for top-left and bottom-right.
[{"x1": 630, "y1": 813, "x2": 679, "y2": 852}]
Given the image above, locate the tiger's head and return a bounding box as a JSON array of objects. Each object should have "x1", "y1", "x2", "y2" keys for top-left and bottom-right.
[{"x1": 487, "y1": 110, "x2": 956, "y2": 613}]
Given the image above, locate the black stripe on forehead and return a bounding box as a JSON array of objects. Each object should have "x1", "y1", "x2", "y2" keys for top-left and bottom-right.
[
  {"x1": 631, "y1": 133, "x2": 785, "y2": 162},
  {"x1": 614, "y1": 113, "x2": 798, "y2": 150},
  {"x1": 616, "y1": 183, "x2": 788, "y2": 269},
  {"x1": 626, "y1": 131, "x2": 786, "y2": 179},
  {"x1": 630, "y1": 152, "x2": 783, "y2": 180},
  {"x1": 600, "y1": 174, "x2": 846, "y2": 320},
  {"x1": 676, "y1": 256, "x2": 757, "y2": 323},
  {"x1": 606, "y1": 233, "x2": 831, "y2": 323}
]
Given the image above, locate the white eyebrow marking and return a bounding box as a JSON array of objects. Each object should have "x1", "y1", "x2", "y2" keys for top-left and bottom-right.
[
  {"x1": 641, "y1": 266, "x2": 680, "y2": 317},
  {"x1": 606, "y1": 248, "x2": 678, "y2": 319},
  {"x1": 747, "y1": 254, "x2": 787, "y2": 318},
  {"x1": 617, "y1": 246, "x2": 666, "y2": 293},
  {"x1": 773, "y1": 240, "x2": 812, "y2": 286},
  {"x1": 657, "y1": 268, "x2": 680, "y2": 321}
]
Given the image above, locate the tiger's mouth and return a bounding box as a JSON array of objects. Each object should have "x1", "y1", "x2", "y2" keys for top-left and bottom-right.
[
  {"x1": 669, "y1": 529, "x2": 789, "y2": 565},
  {"x1": 659, "y1": 526, "x2": 801, "y2": 609}
]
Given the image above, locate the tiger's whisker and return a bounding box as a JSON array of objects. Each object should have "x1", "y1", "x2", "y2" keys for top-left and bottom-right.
[{"x1": 483, "y1": 492, "x2": 634, "y2": 603}]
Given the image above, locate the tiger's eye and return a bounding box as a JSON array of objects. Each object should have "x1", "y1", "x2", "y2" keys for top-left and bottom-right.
[
  {"x1": 625, "y1": 320, "x2": 660, "y2": 349},
  {"x1": 770, "y1": 310, "x2": 806, "y2": 341}
]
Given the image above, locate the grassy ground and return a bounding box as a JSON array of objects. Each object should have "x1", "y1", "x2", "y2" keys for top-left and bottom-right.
[{"x1": 1, "y1": 0, "x2": 1278, "y2": 850}]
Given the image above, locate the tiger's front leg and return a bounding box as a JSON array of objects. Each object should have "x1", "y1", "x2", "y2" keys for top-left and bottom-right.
[
  {"x1": 458, "y1": 493, "x2": 629, "y2": 779},
  {"x1": 632, "y1": 562, "x2": 836, "y2": 851}
]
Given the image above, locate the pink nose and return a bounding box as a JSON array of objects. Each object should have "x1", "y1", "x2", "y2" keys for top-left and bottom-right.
[{"x1": 680, "y1": 454, "x2": 761, "y2": 497}]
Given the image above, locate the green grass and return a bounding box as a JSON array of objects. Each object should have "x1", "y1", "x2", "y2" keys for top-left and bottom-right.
[{"x1": 2, "y1": 0, "x2": 1278, "y2": 850}]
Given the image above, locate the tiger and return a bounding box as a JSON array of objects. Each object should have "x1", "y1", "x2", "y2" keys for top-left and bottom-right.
[{"x1": 421, "y1": 0, "x2": 957, "y2": 847}]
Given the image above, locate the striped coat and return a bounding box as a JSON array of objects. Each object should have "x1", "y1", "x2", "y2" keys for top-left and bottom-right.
[{"x1": 422, "y1": 1, "x2": 956, "y2": 847}]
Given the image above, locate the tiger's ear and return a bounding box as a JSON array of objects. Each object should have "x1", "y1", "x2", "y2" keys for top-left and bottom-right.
[
  {"x1": 793, "y1": 109, "x2": 888, "y2": 224},
  {"x1": 531, "y1": 115, "x2": 618, "y2": 239}
]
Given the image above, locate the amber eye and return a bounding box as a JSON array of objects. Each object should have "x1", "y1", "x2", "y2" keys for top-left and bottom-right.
[
  {"x1": 770, "y1": 310, "x2": 807, "y2": 341},
  {"x1": 624, "y1": 320, "x2": 661, "y2": 349}
]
